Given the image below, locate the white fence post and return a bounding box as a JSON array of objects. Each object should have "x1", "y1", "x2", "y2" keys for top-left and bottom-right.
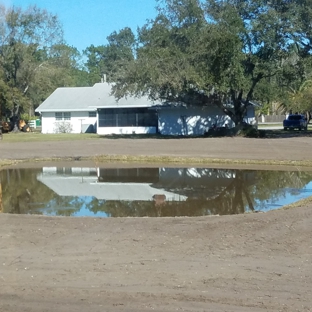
[{"x1": 28, "y1": 120, "x2": 36, "y2": 129}]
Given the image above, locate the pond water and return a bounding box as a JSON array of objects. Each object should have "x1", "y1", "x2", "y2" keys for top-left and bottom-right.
[{"x1": 1, "y1": 166, "x2": 312, "y2": 217}]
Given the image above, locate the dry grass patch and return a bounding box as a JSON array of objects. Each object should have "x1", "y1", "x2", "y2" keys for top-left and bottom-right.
[{"x1": 92, "y1": 154, "x2": 312, "y2": 167}]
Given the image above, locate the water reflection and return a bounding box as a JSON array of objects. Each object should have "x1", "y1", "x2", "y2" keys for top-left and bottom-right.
[{"x1": 1, "y1": 166, "x2": 312, "y2": 217}]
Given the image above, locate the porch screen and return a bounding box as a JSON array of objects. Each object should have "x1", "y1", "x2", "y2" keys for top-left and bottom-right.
[{"x1": 98, "y1": 108, "x2": 157, "y2": 127}]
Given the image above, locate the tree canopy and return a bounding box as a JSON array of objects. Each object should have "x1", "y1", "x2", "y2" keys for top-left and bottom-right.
[
  {"x1": 0, "y1": 4, "x2": 88, "y2": 123},
  {"x1": 84, "y1": 27, "x2": 136, "y2": 85},
  {"x1": 110, "y1": 0, "x2": 312, "y2": 124},
  {"x1": 2, "y1": 1, "x2": 312, "y2": 126}
]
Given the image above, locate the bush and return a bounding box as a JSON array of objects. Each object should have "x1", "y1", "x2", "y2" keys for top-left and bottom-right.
[
  {"x1": 204, "y1": 126, "x2": 234, "y2": 137},
  {"x1": 238, "y1": 126, "x2": 266, "y2": 138},
  {"x1": 53, "y1": 121, "x2": 73, "y2": 133},
  {"x1": 20, "y1": 113, "x2": 37, "y2": 123}
]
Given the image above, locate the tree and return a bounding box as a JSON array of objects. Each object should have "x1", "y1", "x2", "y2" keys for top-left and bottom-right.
[
  {"x1": 0, "y1": 5, "x2": 88, "y2": 127},
  {"x1": 270, "y1": 42, "x2": 312, "y2": 114},
  {"x1": 84, "y1": 27, "x2": 136, "y2": 85},
  {"x1": 26, "y1": 44, "x2": 90, "y2": 115},
  {"x1": 112, "y1": 0, "x2": 312, "y2": 127}
]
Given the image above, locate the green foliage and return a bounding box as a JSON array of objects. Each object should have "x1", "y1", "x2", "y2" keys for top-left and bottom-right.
[
  {"x1": 84, "y1": 27, "x2": 136, "y2": 84},
  {"x1": 109, "y1": 0, "x2": 312, "y2": 125},
  {"x1": 0, "y1": 4, "x2": 90, "y2": 120}
]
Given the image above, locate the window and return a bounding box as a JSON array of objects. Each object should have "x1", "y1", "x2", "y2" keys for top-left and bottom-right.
[
  {"x1": 98, "y1": 108, "x2": 157, "y2": 128},
  {"x1": 289, "y1": 115, "x2": 302, "y2": 121},
  {"x1": 117, "y1": 109, "x2": 136, "y2": 126},
  {"x1": 55, "y1": 112, "x2": 62, "y2": 120},
  {"x1": 99, "y1": 109, "x2": 115, "y2": 127},
  {"x1": 55, "y1": 112, "x2": 71, "y2": 120},
  {"x1": 138, "y1": 110, "x2": 158, "y2": 127},
  {"x1": 64, "y1": 112, "x2": 71, "y2": 120},
  {"x1": 89, "y1": 111, "x2": 96, "y2": 118}
]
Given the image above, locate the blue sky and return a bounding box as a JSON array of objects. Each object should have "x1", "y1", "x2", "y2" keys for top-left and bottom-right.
[{"x1": 2, "y1": 0, "x2": 158, "y2": 53}]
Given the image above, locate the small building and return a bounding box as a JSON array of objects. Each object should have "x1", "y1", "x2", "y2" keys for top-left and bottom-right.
[
  {"x1": 35, "y1": 82, "x2": 257, "y2": 136},
  {"x1": 35, "y1": 83, "x2": 158, "y2": 135}
]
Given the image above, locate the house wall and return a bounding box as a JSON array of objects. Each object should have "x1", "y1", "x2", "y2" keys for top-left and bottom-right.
[
  {"x1": 97, "y1": 126, "x2": 157, "y2": 135},
  {"x1": 158, "y1": 106, "x2": 234, "y2": 136},
  {"x1": 40, "y1": 106, "x2": 256, "y2": 135},
  {"x1": 158, "y1": 105, "x2": 257, "y2": 136},
  {"x1": 41, "y1": 111, "x2": 97, "y2": 134}
]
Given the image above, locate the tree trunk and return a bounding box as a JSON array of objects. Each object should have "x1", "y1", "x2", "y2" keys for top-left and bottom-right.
[
  {"x1": 10, "y1": 116, "x2": 20, "y2": 132},
  {"x1": 11, "y1": 102, "x2": 21, "y2": 132}
]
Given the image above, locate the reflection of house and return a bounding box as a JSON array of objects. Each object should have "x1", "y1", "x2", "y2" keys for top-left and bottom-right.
[
  {"x1": 37, "y1": 167, "x2": 186, "y2": 202},
  {"x1": 157, "y1": 168, "x2": 240, "y2": 199},
  {"x1": 33, "y1": 166, "x2": 260, "y2": 217},
  {"x1": 35, "y1": 82, "x2": 258, "y2": 136},
  {"x1": 37, "y1": 167, "x2": 256, "y2": 203}
]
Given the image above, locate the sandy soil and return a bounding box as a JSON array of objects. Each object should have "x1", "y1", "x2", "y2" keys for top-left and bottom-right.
[
  {"x1": 1, "y1": 136, "x2": 312, "y2": 312},
  {"x1": 0, "y1": 135, "x2": 312, "y2": 162}
]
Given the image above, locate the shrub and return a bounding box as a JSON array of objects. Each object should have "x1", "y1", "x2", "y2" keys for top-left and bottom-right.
[
  {"x1": 53, "y1": 121, "x2": 73, "y2": 133},
  {"x1": 238, "y1": 126, "x2": 266, "y2": 138},
  {"x1": 20, "y1": 113, "x2": 37, "y2": 123}
]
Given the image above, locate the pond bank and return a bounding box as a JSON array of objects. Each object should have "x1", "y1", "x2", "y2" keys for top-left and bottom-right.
[
  {"x1": 1, "y1": 136, "x2": 312, "y2": 167},
  {"x1": 1, "y1": 136, "x2": 312, "y2": 312}
]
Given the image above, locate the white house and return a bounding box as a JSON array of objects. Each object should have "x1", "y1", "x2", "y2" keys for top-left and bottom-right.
[
  {"x1": 35, "y1": 82, "x2": 159, "y2": 135},
  {"x1": 35, "y1": 82, "x2": 258, "y2": 136}
]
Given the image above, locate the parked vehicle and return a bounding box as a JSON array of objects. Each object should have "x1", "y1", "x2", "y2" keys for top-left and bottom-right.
[{"x1": 283, "y1": 114, "x2": 308, "y2": 131}]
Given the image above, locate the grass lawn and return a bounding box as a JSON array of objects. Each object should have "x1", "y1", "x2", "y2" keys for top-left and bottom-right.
[
  {"x1": 258, "y1": 122, "x2": 312, "y2": 129},
  {"x1": 258, "y1": 123, "x2": 283, "y2": 128},
  {"x1": 1, "y1": 124, "x2": 311, "y2": 143},
  {"x1": 0, "y1": 132, "x2": 100, "y2": 143}
]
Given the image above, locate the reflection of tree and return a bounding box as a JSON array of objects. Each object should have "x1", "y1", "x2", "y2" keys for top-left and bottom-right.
[
  {"x1": 42, "y1": 196, "x2": 86, "y2": 216},
  {"x1": 197, "y1": 169, "x2": 312, "y2": 215},
  {"x1": 1, "y1": 167, "x2": 312, "y2": 217},
  {"x1": 1, "y1": 168, "x2": 90, "y2": 216},
  {"x1": 248, "y1": 170, "x2": 311, "y2": 210},
  {"x1": 89, "y1": 200, "x2": 156, "y2": 217},
  {"x1": 83, "y1": 169, "x2": 312, "y2": 217},
  {"x1": 200, "y1": 170, "x2": 255, "y2": 215},
  {"x1": 1, "y1": 168, "x2": 52, "y2": 214}
]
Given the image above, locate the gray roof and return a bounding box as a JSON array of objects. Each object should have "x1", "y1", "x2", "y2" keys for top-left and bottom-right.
[{"x1": 35, "y1": 83, "x2": 157, "y2": 113}]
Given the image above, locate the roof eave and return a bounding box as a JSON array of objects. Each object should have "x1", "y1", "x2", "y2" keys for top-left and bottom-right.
[
  {"x1": 35, "y1": 108, "x2": 97, "y2": 113},
  {"x1": 93, "y1": 104, "x2": 155, "y2": 109}
]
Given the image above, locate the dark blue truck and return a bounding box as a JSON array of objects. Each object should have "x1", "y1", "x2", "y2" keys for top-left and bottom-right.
[{"x1": 283, "y1": 114, "x2": 308, "y2": 131}]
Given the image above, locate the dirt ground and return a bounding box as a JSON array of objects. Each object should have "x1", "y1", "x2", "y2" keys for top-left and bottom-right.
[
  {"x1": 1, "y1": 134, "x2": 312, "y2": 162},
  {"x1": 1, "y1": 136, "x2": 312, "y2": 312}
]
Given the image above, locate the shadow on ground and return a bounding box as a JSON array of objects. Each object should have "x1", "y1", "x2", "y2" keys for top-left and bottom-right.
[{"x1": 99, "y1": 129, "x2": 312, "y2": 140}]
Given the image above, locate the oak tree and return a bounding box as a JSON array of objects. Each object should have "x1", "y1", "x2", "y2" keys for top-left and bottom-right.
[{"x1": 112, "y1": 0, "x2": 312, "y2": 126}]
